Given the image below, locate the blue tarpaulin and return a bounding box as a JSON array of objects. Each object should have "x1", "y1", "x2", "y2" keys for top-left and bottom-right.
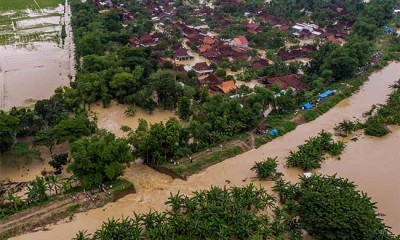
[
  {"x1": 319, "y1": 90, "x2": 334, "y2": 100},
  {"x1": 384, "y1": 27, "x2": 393, "y2": 34},
  {"x1": 269, "y1": 128, "x2": 279, "y2": 137},
  {"x1": 302, "y1": 103, "x2": 313, "y2": 111}
]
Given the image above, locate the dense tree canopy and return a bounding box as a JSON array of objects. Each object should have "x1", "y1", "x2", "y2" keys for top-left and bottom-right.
[
  {"x1": 68, "y1": 131, "x2": 133, "y2": 188},
  {"x1": 0, "y1": 113, "x2": 20, "y2": 153}
]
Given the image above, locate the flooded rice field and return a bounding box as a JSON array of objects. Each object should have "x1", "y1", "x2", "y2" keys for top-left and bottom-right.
[
  {"x1": 12, "y1": 62, "x2": 400, "y2": 239},
  {"x1": 91, "y1": 101, "x2": 178, "y2": 137},
  {"x1": 0, "y1": 0, "x2": 74, "y2": 111}
]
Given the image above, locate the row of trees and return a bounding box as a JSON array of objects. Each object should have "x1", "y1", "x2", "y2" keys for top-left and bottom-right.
[
  {"x1": 0, "y1": 89, "x2": 95, "y2": 154},
  {"x1": 1, "y1": 176, "x2": 78, "y2": 219},
  {"x1": 74, "y1": 174, "x2": 398, "y2": 239}
]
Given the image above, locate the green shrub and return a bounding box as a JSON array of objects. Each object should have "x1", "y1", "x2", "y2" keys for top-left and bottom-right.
[{"x1": 251, "y1": 157, "x2": 282, "y2": 180}]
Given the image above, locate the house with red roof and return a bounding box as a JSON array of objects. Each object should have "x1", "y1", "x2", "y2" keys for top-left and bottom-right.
[
  {"x1": 246, "y1": 23, "x2": 260, "y2": 34},
  {"x1": 173, "y1": 48, "x2": 193, "y2": 61},
  {"x1": 192, "y1": 62, "x2": 213, "y2": 75},
  {"x1": 230, "y1": 36, "x2": 249, "y2": 48},
  {"x1": 213, "y1": 80, "x2": 238, "y2": 93},
  {"x1": 259, "y1": 74, "x2": 309, "y2": 90}
]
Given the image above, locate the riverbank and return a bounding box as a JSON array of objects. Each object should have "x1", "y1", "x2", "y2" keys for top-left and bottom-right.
[
  {"x1": 159, "y1": 59, "x2": 390, "y2": 179},
  {"x1": 11, "y1": 61, "x2": 400, "y2": 240},
  {"x1": 0, "y1": 178, "x2": 134, "y2": 240}
]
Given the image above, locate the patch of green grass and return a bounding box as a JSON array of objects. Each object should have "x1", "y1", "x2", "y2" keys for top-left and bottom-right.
[
  {"x1": 166, "y1": 146, "x2": 244, "y2": 178},
  {"x1": 36, "y1": 0, "x2": 64, "y2": 9},
  {"x1": 0, "y1": 0, "x2": 62, "y2": 12},
  {"x1": 66, "y1": 203, "x2": 80, "y2": 212},
  {"x1": 255, "y1": 115, "x2": 297, "y2": 148}
]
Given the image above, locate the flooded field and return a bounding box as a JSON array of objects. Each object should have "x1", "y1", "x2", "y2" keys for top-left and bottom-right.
[
  {"x1": 0, "y1": 0, "x2": 74, "y2": 111},
  {"x1": 12, "y1": 62, "x2": 400, "y2": 239},
  {"x1": 0, "y1": 143, "x2": 71, "y2": 182},
  {"x1": 91, "y1": 101, "x2": 178, "y2": 137}
]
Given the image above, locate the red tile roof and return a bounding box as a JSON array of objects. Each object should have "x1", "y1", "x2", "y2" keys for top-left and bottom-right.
[
  {"x1": 173, "y1": 48, "x2": 191, "y2": 58},
  {"x1": 193, "y1": 62, "x2": 212, "y2": 71},
  {"x1": 215, "y1": 80, "x2": 238, "y2": 93},
  {"x1": 262, "y1": 74, "x2": 309, "y2": 90}
]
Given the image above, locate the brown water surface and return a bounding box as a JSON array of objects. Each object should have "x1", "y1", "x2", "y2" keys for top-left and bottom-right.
[
  {"x1": 91, "y1": 101, "x2": 177, "y2": 137},
  {"x1": 12, "y1": 63, "x2": 400, "y2": 239}
]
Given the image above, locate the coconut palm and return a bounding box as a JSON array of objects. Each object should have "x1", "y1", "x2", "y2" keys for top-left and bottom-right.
[
  {"x1": 46, "y1": 175, "x2": 60, "y2": 195},
  {"x1": 73, "y1": 230, "x2": 91, "y2": 240},
  {"x1": 26, "y1": 177, "x2": 48, "y2": 204}
]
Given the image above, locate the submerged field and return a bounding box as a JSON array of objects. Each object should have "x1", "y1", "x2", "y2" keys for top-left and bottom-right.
[
  {"x1": 0, "y1": 0, "x2": 63, "y2": 45},
  {"x1": 0, "y1": 0, "x2": 74, "y2": 111}
]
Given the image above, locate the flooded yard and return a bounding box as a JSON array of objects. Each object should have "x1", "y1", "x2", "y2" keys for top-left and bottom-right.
[
  {"x1": 91, "y1": 101, "x2": 178, "y2": 138},
  {"x1": 12, "y1": 62, "x2": 400, "y2": 239}
]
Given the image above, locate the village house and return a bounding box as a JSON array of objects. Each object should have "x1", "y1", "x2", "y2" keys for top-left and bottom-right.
[
  {"x1": 292, "y1": 23, "x2": 321, "y2": 39},
  {"x1": 251, "y1": 57, "x2": 269, "y2": 69},
  {"x1": 173, "y1": 48, "x2": 193, "y2": 61},
  {"x1": 202, "y1": 48, "x2": 221, "y2": 62},
  {"x1": 197, "y1": 74, "x2": 223, "y2": 89},
  {"x1": 277, "y1": 46, "x2": 317, "y2": 61},
  {"x1": 259, "y1": 74, "x2": 309, "y2": 90},
  {"x1": 213, "y1": 80, "x2": 238, "y2": 94},
  {"x1": 246, "y1": 23, "x2": 261, "y2": 34},
  {"x1": 191, "y1": 62, "x2": 213, "y2": 75},
  {"x1": 230, "y1": 36, "x2": 249, "y2": 48}
]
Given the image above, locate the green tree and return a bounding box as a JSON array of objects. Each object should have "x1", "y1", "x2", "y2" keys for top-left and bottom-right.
[
  {"x1": 34, "y1": 129, "x2": 57, "y2": 154},
  {"x1": 177, "y1": 96, "x2": 192, "y2": 121},
  {"x1": 294, "y1": 175, "x2": 393, "y2": 240},
  {"x1": 26, "y1": 176, "x2": 48, "y2": 204},
  {"x1": 0, "y1": 113, "x2": 20, "y2": 153},
  {"x1": 68, "y1": 131, "x2": 133, "y2": 188}
]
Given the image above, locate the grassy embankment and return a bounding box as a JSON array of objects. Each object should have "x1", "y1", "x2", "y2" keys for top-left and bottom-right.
[{"x1": 0, "y1": 178, "x2": 134, "y2": 239}]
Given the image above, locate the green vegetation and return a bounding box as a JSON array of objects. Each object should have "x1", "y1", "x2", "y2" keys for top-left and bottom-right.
[
  {"x1": 166, "y1": 146, "x2": 244, "y2": 178},
  {"x1": 274, "y1": 174, "x2": 395, "y2": 240},
  {"x1": 251, "y1": 156, "x2": 282, "y2": 180},
  {"x1": 76, "y1": 175, "x2": 398, "y2": 239},
  {"x1": 334, "y1": 119, "x2": 364, "y2": 137},
  {"x1": 286, "y1": 130, "x2": 346, "y2": 170},
  {"x1": 364, "y1": 80, "x2": 400, "y2": 136},
  {"x1": 68, "y1": 131, "x2": 133, "y2": 188}
]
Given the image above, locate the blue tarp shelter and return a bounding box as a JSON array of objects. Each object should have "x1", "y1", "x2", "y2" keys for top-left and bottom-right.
[
  {"x1": 302, "y1": 103, "x2": 313, "y2": 111},
  {"x1": 384, "y1": 27, "x2": 393, "y2": 34},
  {"x1": 269, "y1": 128, "x2": 279, "y2": 137},
  {"x1": 319, "y1": 90, "x2": 334, "y2": 100}
]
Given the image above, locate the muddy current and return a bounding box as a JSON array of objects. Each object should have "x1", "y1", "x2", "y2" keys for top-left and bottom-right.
[{"x1": 8, "y1": 62, "x2": 400, "y2": 239}]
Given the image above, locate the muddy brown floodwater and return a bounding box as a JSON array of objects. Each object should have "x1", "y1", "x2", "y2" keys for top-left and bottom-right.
[
  {"x1": 91, "y1": 101, "x2": 177, "y2": 137},
  {"x1": 12, "y1": 62, "x2": 400, "y2": 239}
]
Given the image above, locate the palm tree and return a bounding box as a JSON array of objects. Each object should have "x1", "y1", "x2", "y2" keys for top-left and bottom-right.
[
  {"x1": 46, "y1": 175, "x2": 60, "y2": 195},
  {"x1": 73, "y1": 230, "x2": 91, "y2": 240},
  {"x1": 7, "y1": 191, "x2": 22, "y2": 210},
  {"x1": 26, "y1": 177, "x2": 48, "y2": 204}
]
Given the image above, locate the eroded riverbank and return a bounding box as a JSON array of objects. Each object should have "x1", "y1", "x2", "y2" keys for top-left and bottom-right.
[{"x1": 11, "y1": 62, "x2": 400, "y2": 239}]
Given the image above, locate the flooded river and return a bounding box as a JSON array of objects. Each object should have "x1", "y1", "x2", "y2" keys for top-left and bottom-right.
[{"x1": 12, "y1": 62, "x2": 400, "y2": 239}]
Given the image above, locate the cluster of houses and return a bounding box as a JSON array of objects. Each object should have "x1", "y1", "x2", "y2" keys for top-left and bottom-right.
[
  {"x1": 92, "y1": 0, "x2": 362, "y2": 96},
  {"x1": 290, "y1": 21, "x2": 350, "y2": 44}
]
